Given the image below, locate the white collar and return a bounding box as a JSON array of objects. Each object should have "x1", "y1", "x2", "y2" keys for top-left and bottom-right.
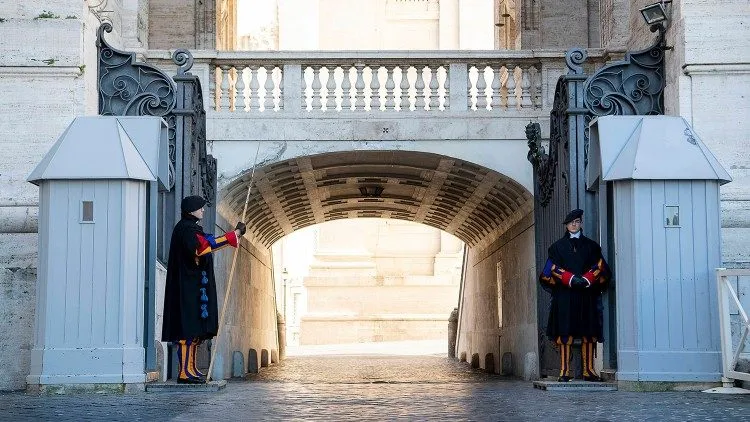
[{"x1": 569, "y1": 231, "x2": 581, "y2": 239}]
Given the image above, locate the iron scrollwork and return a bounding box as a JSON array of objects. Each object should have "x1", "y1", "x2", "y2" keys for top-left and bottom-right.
[
  {"x1": 526, "y1": 121, "x2": 556, "y2": 207},
  {"x1": 170, "y1": 48, "x2": 215, "y2": 206},
  {"x1": 97, "y1": 22, "x2": 177, "y2": 117},
  {"x1": 527, "y1": 48, "x2": 589, "y2": 207},
  {"x1": 584, "y1": 29, "x2": 665, "y2": 116}
]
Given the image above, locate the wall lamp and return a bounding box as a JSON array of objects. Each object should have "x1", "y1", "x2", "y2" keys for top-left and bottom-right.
[
  {"x1": 640, "y1": 1, "x2": 673, "y2": 50},
  {"x1": 640, "y1": 1, "x2": 671, "y2": 26},
  {"x1": 359, "y1": 185, "x2": 384, "y2": 198}
]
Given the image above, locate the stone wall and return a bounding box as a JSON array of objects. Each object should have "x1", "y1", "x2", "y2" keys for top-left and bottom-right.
[
  {"x1": 614, "y1": 0, "x2": 750, "y2": 267},
  {"x1": 456, "y1": 212, "x2": 537, "y2": 378},
  {"x1": 0, "y1": 1, "x2": 104, "y2": 391},
  {"x1": 148, "y1": 0, "x2": 218, "y2": 50},
  {"x1": 598, "y1": 0, "x2": 750, "y2": 267},
  {"x1": 519, "y1": 0, "x2": 600, "y2": 49},
  {"x1": 675, "y1": 0, "x2": 750, "y2": 268},
  {"x1": 211, "y1": 213, "x2": 278, "y2": 378}
]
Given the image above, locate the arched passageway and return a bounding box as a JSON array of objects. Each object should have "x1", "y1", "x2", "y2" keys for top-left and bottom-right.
[
  {"x1": 211, "y1": 149, "x2": 540, "y2": 380},
  {"x1": 221, "y1": 150, "x2": 532, "y2": 248}
]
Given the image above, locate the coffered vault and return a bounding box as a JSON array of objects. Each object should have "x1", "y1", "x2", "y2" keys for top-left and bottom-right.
[{"x1": 222, "y1": 150, "x2": 532, "y2": 248}]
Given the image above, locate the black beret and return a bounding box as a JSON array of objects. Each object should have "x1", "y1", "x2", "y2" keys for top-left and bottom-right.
[
  {"x1": 181, "y1": 195, "x2": 207, "y2": 213},
  {"x1": 563, "y1": 209, "x2": 583, "y2": 224}
]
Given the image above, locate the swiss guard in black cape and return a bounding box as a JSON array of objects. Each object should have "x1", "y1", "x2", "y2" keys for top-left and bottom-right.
[
  {"x1": 539, "y1": 209, "x2": 611, "y2": 382},
  {"x1": 162, "y1": 195, "x2": 246, "y2": 384}
]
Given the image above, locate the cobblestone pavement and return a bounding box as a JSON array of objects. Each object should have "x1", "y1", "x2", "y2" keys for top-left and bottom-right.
[{"x1": 4, "y1": 355, "x2": 750, "y2": 421}]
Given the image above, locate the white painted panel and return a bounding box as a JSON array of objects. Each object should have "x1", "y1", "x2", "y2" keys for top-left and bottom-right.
[
  {"x1": 120, "y1": 180, "x2": 146, "y2": 347},
  {"x1": 615, "y1": 181, "x2": 637, "y2": 350},
  {"x1": 135, "y1": 181, "x2": 146, "y2": 347},
  {"x1": 650, "y1": 181, "x2": 669, "y2": 350},
  {"x1": 678, "y1": 181, "x2": 698, "y2": 350},
  {"x1": 78, "y1": 182, "x2": 95, "y2": 346},
  {"x1": 34, "y1": 183, "x2": 50, "y2": 347},
  {"x1": 46, "y1": 182, "x2": 69, "y2": 346},
  {"x1": 63, "y1": 181, "x2": 82, "y2": 345},
  {"x1": 664, "y1": 181, "x2": 683, "y2": 349},
  {"x1": 121, "y1": 181, "x2": 136, "y2": 344},
  {"x1": 105, "y1": 181, "x2": 122, "y2": 345},
  {"x1": 634, "y1": 181, "x2": 655, "y2": 350},
  {"x1": 91, "y1": 181, "x2": 110, "y2": 343},
  {"x1": 706, "y1": 182, "x2": 723, "y2": 348},
  {"x1": 692, "y1": 181, "x2": 711, "y2": 351}
]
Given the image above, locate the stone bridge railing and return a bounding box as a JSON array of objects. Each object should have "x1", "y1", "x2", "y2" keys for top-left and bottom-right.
[{"x1": 146, "y1": 50, "x2": 607, "y2": 117}]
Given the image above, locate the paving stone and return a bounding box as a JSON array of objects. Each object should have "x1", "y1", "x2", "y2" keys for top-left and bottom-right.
[{"x1": 2, "y1": 355, "x2": 750, "y2": 421}]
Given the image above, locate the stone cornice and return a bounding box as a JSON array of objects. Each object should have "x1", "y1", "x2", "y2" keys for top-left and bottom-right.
[
  {"x1": 145, "y1": 49, "x2": 609, "y2": 63},
  {"x1": 682, "y1": 63, "x2": 750, "y2": 75},
  {"x1": 0, "y1": 66, "x2": 83, "y2": 77}
]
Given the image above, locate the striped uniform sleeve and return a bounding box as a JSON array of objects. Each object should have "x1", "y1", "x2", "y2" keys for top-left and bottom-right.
[
  {"x1": 581, "y1": 258, "x2": 609, "y2": 287},
  {"x1": 195, "y1": 231, "x2": 238, "y2": 257},
  {"x1": 539, "y1": 258, "x2": 576, "y2": 288}
]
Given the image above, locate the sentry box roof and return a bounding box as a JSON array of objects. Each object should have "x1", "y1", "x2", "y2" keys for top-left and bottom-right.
[
  {"x1": 28, "y1": 116, "x2": 169, "y2": 190},
  {"x1": 587, "y1": 115, "x2": 732, "y2": 189}
]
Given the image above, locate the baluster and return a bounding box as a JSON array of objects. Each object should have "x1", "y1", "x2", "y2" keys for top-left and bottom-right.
[
  {"x1": 506, "y1": 64, "x2": 517, "y2": 110},
  {"x1": 369, "y1": 66, "x2": 381, "y2": 111},
  {"x1": 219, "y1": 65, "x2": 231, "y2": 111},
  {"x1": 476, "y1": 65, "x2": 489, "y2": 110},
  {"x1": 354, "y1": 64, "x2": 366, "y2": 110},
  {"x1": 276, "y1": 67, "x2": 284, "y2": 110},
  {"x1": 311, "y1": 65, "x2": 322, "y2": 111},
  {"x1": 264, "y1": 67, "x2": 276, "y2": 111},
  {"x1": 467, "y1": 66, "x2": 475, "y2": 110},
  {"x1": 385, "y1": 66, "x2": 396, "y2": 110},
  {"x1": 428, "y1": 67, "x2": 440, "y2": 111},
  {"x1": 521, "y1": 66, "x2": 533, "y2": 109},
  {"x1": 414, "y1": 66, "x2": 426, "y2": 110},
  {"x1": 211, "y1": 66, "x2": 218, "y2": 111},
  {"x1": 302, "y1": 66, "x2": 310, "y2": 111},
  {"x1": 325, "y1": 66, "x2": 337, "y2": 111},
  {"x1": 530, "y1": 65, "x2": 540, "y2": 108},
  {"x1": 443, "y1": 66, "x2": 450, "y2": 110},
  {"x1": 399, "y1": 65, "x2": 410, "y2": 111},
  {"x1": 234, "y1": 66, "x2": 246, "y2": 112},
  {"x1": 249, "y1": 65, "x2": 261, "y2": 112},
  {"x1": 341, "y1": 66, "x2": 352, "y2": 110},
  {"x1": 491, "y1": 65, "x2": 503, "y2": 110}
]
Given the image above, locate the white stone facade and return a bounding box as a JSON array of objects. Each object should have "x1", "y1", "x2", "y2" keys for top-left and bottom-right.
[
  {"x1": 275, "y1": 219, "x2": 462, "y2": 347},
  {"x1": 605, "y1": 0, "x2": 750, "y2": 267},
  {"x1": 0, "y1": 0, "x2": 748, "y2": 390}
]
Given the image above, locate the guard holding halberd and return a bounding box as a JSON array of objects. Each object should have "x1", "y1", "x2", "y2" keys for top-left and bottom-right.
[
  {"x1": 539, "y1": 208, "x2": 611, "y2": 382},
  {"x1": 161, "y1": 195, "x2": 246, "y2": 384}
]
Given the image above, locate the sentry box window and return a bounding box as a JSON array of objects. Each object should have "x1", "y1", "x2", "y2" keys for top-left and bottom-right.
[
  {"x1": 664, "y1": 205, "x2": 680, "y2": 227},
  {"x1": 81, "y1": 200, "x2": 94, "y2": 223}
]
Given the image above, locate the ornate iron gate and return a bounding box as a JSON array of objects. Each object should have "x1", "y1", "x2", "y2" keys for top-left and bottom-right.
[
  {"x1": 97, "y1": 23, "x2": 217, "y2": 372},
  {"x1": 528, "y1": 33, "x2": 666, "y2": 376}
]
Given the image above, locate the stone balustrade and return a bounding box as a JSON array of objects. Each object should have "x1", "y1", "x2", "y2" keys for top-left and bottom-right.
[{"x1": 145, "y1": 50, "x2": 607, "y2": 116}]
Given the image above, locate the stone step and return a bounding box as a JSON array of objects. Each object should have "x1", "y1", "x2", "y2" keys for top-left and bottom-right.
[
  {"x1": 533, "y1": 380, "x2": 617, "y2": 392},
  {"x1": 146, "y1": 380, "x2": 226, "y2": 393}
]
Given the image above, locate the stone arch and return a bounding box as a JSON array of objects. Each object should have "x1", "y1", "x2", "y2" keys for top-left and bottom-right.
[
  {"x1": 215, "y1": 149, "x2": 536, "y2": 380},
  {"x1": 219, "y1": 150, "x2": 532, "y2": 250}
]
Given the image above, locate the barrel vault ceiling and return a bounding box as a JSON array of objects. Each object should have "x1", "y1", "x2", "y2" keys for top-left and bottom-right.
[{"x1": 222, "y1": 150, "x2": 532, "y2": 248}]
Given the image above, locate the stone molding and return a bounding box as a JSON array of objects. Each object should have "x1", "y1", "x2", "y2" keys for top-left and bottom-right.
[
  {"x1": 0, "y1": 66, "x2": 83, "y2": 78},
  {"x1": 682, "y1": 63, "x2": 750, "y2": 75}
]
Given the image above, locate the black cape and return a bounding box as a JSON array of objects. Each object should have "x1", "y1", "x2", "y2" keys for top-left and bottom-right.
[
  {"x1": 543, "y1": 232, "x2": 610, "y2": 340},
  {"x1": 161, "y1": 215, "x2": 219, "y2": 342}
]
